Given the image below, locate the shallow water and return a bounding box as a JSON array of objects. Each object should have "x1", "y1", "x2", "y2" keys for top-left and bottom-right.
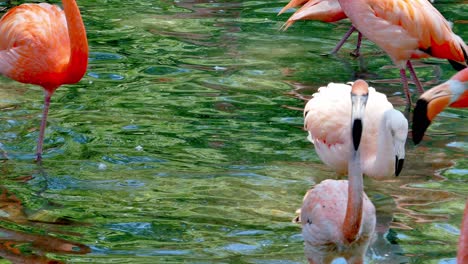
[{"x1": 0, "y1": 0, "x2": 467, "y2": 263}]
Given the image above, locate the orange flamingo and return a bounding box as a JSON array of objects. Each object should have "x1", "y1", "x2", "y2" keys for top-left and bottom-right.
[
  {"x1": 0, "y1": 0, "x2": 88, "y2": 161},
  {"x1": 336, "y1": 0, "x2": 468, "y2": 105},
  {"x1": 458, "y1": 200, "x2": 468, "y2": 263},
  {"x1": 299, "y1": 80, "x2": 376, "y2": 264},
  {"x1": 278, "y1": 0, "x2": 362, "y2": 56},
  {"x1": 412, "y1": 68, "x2": 468, "y2": 144},
  {"x1": 304, "y1": 82, "x2": 408, "y2": 178}
]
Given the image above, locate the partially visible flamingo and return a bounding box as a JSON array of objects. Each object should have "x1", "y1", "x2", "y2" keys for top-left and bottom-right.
[
  {"x1": 457, "y1": 200, "x2": 468, "y2": 263},
  {"x1": 278, "y1": 0, "x2": 362, "y2": 56},
  {"x1": 300, "y1": 79, "x2": 376, "y2": 264},
  {"x1": 0, "y1": 0, "x2": 88, "y2": 161},
  {"x1": 304, "y1": 82, "x2": 408, "y2": 178},
  {"x1": 336, "y1": 0, "x2": 468, "y2": 105},
  {"x1": 412, "y1": 68, "x2": 468, "y2": 144}
]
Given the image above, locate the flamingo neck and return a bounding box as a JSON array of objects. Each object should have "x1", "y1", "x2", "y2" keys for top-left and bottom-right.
[
  {"x1": 365, "y1": 111, "x2": 394, "y2": 177},
  {"x1": 343, "y1": 148, "x2": 364, "y2": 244},
  {"x1": 62, "y1": 0, "x2": 88, "y2": 84},
  {"x1": 457, "y1": 201, "x2": 468, "y2": 263}
]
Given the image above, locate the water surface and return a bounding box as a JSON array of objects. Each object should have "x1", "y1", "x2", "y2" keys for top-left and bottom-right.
[{"x1": 0, "y1": 0, "x2": 467, "y2": 263}]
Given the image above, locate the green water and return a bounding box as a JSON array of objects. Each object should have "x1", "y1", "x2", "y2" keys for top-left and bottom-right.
[{"x1": 0, "y1": 0, "x2": 467, "y2": 263}]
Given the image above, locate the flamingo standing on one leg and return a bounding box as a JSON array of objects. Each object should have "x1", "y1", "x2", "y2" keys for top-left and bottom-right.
[
  {"x1": 336, "y1": 0, "x2": 468, "y2": 105},
  {"x1": 0, "y1": 0, "x2": 88, "y2": 161},
  {"x1": 304, "y1": 82, "x2": 408, "y2": 178},
  {"x1": 412, "y1": 68, "x2": 468, "y2": 144},
  {"x1": 299, "y1": 79, "x2": 376, "y2": 264},
  {"x1": 278, "y1": 0, "x2": 363, "y2": 56}
]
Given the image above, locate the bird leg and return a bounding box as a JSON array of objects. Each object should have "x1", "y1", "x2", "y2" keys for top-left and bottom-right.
[
  {"x1": 36, "y1": 91, "x2": 52, "y2": 162},
  {"x1": 0, "y1": 142, "x2": 8, "y2": 160},
  {"x1": 399, "y1": 68, "x2": 413, "y2": 106},
  {"x1": 330, "y1": 26, "x2": 356, "y2": 55},
  {"x1": 351, "y1": 32, "x2": 363, "y2": 57},
  {"x1": 406, "y1": 61, "x2": 425, "y2": 94}
]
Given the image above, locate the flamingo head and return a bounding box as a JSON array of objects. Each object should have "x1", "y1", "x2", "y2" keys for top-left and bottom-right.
[
  {"x1": 412, "y1": 69, "x2": 468, "y2": 144},
  {"x1": 350, "y1": 80, "x2": 369, "y2": 151},
  {"x1": 384, "y1": 110, "x2": 408, "y2": 176}
]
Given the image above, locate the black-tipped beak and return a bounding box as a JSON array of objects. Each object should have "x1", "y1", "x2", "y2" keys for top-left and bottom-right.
[
  {"x1": 395, "y1": 156, "x2": 404, "y2": 176},
  {"x1": 412, "y1": 99, "x2": 431, "y2": 145},
  {"x1": 352, "y1": 119, "x2": 363, "y2": 151}
]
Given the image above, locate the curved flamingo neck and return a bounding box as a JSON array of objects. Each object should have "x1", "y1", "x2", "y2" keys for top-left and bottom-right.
[
  {"x1": 62, "y1": 0, "x2": 88, "y2": 84},
  {"x1": 343, "y1": 148, "x2": 364, "y2": 243},
  {"x1": 366, "y1": 111, "x2": 394, "y2": 176},
  {"x1": 457, "y1": 201, "x2": 468, "y2": 262}
]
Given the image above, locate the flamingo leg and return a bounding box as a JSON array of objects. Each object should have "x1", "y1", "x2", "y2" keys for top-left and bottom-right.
[
  {"x1": 330, "y1": 26, "x2": 356, "y2": 54},
  {"x1": 399, "y1": 68, "x2": 412, "y2": 106},
  {"x1": 0, "y1": 142, "x2": 7, "y2": 160},
  {"x1": 351, "y1": 32, "x2": 363, "y2": 57},
  {"x1": 36, "y1": 91, "x2": 52, "y2": 162},
  {"x1": 406, "y1": 61, "x2": 425, "y2": 94}
]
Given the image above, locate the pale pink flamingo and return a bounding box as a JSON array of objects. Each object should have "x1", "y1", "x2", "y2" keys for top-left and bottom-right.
[
  {"x1": 412, "y1": 68, "x2": 468, "y2": 144},
  {"x1": 304, "y1": 82, "x2": 408, "y2": 178},
  {"x1": 300, "y1": 79, "x2": 376, "y2": 264},
  {"x1": 336, "y1": 0, "x2": 468, "y2": 105},
  {"x1": 457, "y1": 200, "x2": 468, "y2": 263},
  {"x1": 0, "y1": 0, "x2": 88, "y2": 161},
  {"x1": 278, "y1": 0, "x2": 362, "y2": 56}
]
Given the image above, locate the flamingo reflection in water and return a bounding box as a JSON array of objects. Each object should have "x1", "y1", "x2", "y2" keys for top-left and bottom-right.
[{"x1": 0, "y1": 183, "x2": 90, "y2": 263}]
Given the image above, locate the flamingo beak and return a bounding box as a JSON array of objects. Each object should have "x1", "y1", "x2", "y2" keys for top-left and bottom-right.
[
  {"x1": 412, "y1": 84, "x2": 451, "y2": 145},
  {"x1": 395, "y1": 156, "x2": 404, "y2": 176},
  {"x1": 351, "y1": 93, "x2": 368, "y2": 150}
]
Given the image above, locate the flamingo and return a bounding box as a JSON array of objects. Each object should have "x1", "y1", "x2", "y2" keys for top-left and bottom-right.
[
  {"x1": 412, "y1": 68, "x2": 468, "y2": 144},
  {"x1": 304, "y1": 82, "x2": 408, "y2": 178},
  {"x1": 335, "y1": 0, "x2": 467, "y2": 105},
  {"x1": 299, "y1": 79, "x2": 376, "y2": 264},
  {"x1": 0, "y1": 0, "x2": 88, "y2": 161},
  {"x1": 278, "y1": 0, "x2": 362, "y2": 56},
  {"x1": 457, "y1": 201, "x2": 468, "y2": 263}
]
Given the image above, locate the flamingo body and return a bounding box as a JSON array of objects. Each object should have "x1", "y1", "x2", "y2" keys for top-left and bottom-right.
[
  {"x1": 0, "y1": 0, "x2": 88, "y2": 160},
  {"x1": 337, "y1": 0, "x2": 467, "y2": 69},
  {"x1": 301, "y1": 179, "x2": 376, "y2": 263},
  {"x1": 304, "y1": 83, "x2": 408, "y2": 178},
  {"x1": 0, "y1": 3, "x2": 87, "y2": 92}
]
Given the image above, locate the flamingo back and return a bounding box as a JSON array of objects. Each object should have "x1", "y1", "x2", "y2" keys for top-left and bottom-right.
[
  {"x1": 339, "y1": 0, "x2": 467, "y2": 67},
  {"x1": 0, "y1": 4, "x2": 70, "y2": 90}
]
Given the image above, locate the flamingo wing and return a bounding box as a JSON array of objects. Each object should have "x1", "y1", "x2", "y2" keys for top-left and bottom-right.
[
  {"x1": 279, "y1": 0, "x2": 313, "y2": 15},
  {"x1": 304, "y1": 83, "x2": 352, "y2": 172},
  {"x1": 283, "y1": 0, "x2": 346, "y2": 30},
  {"x1": 0, "y1": 4, "x2": 70, "y2": 87}
]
